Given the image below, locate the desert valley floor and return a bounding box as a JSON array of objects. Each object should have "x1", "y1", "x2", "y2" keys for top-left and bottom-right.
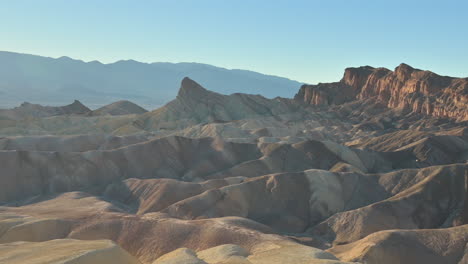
[{"x1": 0, "y1": 64, "x2": 467, "y2": 264}]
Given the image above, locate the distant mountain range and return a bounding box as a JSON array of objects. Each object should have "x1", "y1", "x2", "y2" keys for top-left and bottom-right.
[{"x1": 0, "y1": 51, "x2": 302, "y2": 109}]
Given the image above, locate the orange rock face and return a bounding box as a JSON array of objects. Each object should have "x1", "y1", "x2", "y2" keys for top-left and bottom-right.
[{"x1": 295, "y1": 64, "x2": 468, "y2": 121}]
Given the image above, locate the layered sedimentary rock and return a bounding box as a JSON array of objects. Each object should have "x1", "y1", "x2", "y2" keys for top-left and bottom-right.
[
  {"x1": 0, "y1": 190, "x2": 344, "y2": 263},
  {"x1": 309, "y1": 164, "x2": 468, "y2": 245},
  {"x1": 0, "y1": 70, "x2": 466, "y2": 264},
  {"x1": 295, "y1": 64, "x2": 468, "y2": 121},
  {"x1": 1, "y1": 135, "x2": 408, "y2": 204}
]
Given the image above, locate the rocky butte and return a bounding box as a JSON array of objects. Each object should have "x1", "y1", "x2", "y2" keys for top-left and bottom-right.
[{"x1": 295, "y1": 63, "x2": 468, "y2": 121}]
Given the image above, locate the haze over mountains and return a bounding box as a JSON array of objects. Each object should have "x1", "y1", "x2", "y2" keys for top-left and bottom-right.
[
  {"x1": 0, "y1": 51, "x2": 302, "y2": 109},
  {"x1": 0, "y1": 62, "x2": 467, "y2": 264}
]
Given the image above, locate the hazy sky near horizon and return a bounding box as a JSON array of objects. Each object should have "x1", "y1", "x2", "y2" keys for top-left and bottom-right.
[{"x1": 1, "y1": 0, "x2": 467, "y2": 83}]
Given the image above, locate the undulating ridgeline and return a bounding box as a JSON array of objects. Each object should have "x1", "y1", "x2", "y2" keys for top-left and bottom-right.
[
  {"x1": 0, "y1": 51, "x2": 302, "y2": 109},
  {"x1": 0, "y1": 64, "x2": 467, "y2": 264}
]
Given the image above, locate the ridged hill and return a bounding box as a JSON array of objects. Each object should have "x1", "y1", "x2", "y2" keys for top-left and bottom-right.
[
  {"x1": 138, "y1": 77, "x2": 301, "y2": 130},
  {"x1": 90, "y1": 100, "x2": 148, "y2": 116},
  {"x1": 0, "y1": 100, "x2": 90, "y2": 120}
]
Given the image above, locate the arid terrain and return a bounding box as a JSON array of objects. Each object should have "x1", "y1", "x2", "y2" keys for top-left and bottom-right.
[{"x1": 0, "y1": 64, "x2": 467, "y2": 264}]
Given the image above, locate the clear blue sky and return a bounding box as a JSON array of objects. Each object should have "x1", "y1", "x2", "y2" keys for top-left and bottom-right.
[{"x1": 1, "y1": 0, "x2": 467, "y2": 83}]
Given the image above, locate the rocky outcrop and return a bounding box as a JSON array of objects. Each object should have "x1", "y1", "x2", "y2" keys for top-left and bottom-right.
[
  {"x1": 139, "y1": 77, "x2": 301, "y2": 130},
  {"x1": 90, "y1": 100, "x2": 148, "y2": 116},
  {"x1": 1, "y1": 77, "x2": 464, "y2": 139},
  {"x1": 295, "y1": 64, "x2": 468, "y2": 121}
]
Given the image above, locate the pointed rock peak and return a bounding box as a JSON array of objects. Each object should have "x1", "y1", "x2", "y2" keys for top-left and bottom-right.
[
  {"x1": 71, "y1": 100, "x2": 85, "y2": 106},
  {"x1": 395, "y1": 63, "x2": 416, "y2": 81},
  {"x1": 181, "y1": 77, "x2": 203, "y2": 90},
  {"x1": 67, "y1": 100, "x2": 91, "y2": 112},
  {"x1": 177, "y1": 77, "x2": 211, "y2": 98},
  {"x1": 395, "y1": 63, "x2": 415, "y2": 73}
]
